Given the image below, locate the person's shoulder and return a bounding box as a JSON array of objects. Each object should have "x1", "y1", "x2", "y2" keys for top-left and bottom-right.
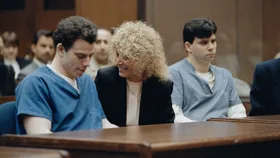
[
  {"x1": 22, "y1": 66, "x2": 51, "y2": 81},
  {"x1": 257, "y1": 58, "x2": 280, "y2": 69},
  {"x1": 19, "y1": 62, "x2": 37, "y2": 75},
  {"x1": 169, "y1": 59, "x2": 186, "y2": 71},
  {"x1": 97, "y1": 66, "x2": 119, "y2": 77}
]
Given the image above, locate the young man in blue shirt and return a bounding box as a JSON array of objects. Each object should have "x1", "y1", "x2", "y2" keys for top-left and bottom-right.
[
  {"x1": 169, "y1": 18, "x2": 246, "y2": 122},
  {"x1": 16, "y1": 16, "x2": 110, "y2": 134}
]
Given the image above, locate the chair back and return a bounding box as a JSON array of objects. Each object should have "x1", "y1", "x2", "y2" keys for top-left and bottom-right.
[{"x1": 0, "y1": 101, "x2": 16, "y2": 135}]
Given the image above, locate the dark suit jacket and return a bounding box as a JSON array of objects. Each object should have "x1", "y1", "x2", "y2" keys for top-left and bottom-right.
[
  {"x1": 95, "y1": 66, "x2": 175, "y2": 127},
  {"x1": 0, "y1": 57, "x2": 31, "y2": 69},
  {"x1": 250, "y1": 58, "x2": 280, "y2": 116},
  {"x1": 0, "y1": 63, "x2": 15, "y2": 96}
]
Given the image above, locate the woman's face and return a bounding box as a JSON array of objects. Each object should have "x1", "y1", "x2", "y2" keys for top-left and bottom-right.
[{"x1": 116, "y1": 53, "x2": 142, "y2": 82}]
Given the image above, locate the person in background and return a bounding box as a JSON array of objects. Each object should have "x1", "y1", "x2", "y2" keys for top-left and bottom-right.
[
  {"x1": 86, "y1": 28, "x2": 112, "y2": 79},
  {"x1": 169, "y1": 18, "x2": 246, "y2": 122},
  {"x1": 16, "y1": 16, "x2": 109, "y2": 134},
  {"x1": 250, "y1": 57, "x2": 280, "y2": 116},
  {"x1": 95, "y1": 21, "x2": 175, "y2": 127},
  {"x1": 0, "y1": 36, "x2": 15, "y2": 96},
  {"x1": 17, "y1": 29, "x2": 55, "y2": 83},
  {"x1": 0, "y1": 32, "x2": 30, "y2": 79}
]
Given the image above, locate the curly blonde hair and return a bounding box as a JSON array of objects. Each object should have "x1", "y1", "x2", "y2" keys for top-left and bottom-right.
[{"x1": 109, "y1": 21, "x2": 168, "y2": 81}]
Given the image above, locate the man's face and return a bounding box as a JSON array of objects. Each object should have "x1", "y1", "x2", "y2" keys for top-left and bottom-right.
[
  {"x1": 60, "y1": 39, "x2": 94, "y2": 79},
  {"x1": 1, "y1": 44, "x2": 18, "y2": 61},
  {"x1": 93, "y1": 29, "x2": 112, "y2": 62},
  {"x1": 33, "y1": 36, "x2": 54, "y2": 64},
  {"x1": 185, "y1": 34, "x2": 217, "y2": 64}
]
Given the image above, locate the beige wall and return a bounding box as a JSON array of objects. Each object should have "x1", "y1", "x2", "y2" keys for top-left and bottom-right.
[{"x1": 146, "y1": 0, "x2": 279, "y2": 84}]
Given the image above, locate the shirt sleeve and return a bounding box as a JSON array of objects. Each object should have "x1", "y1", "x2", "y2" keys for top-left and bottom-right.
[
  {"x1": 172, "y1": 104, "x2": 196, "y2": 122},
  {"x1": 228, "y1": 103, "x2": 247, "y2": 118},
  {"x1": 169, "y1": 68, "x2": 184, "y2": 108},
  {"x1": 16, "y1": 76, "x2": 53, "y2": 121}
]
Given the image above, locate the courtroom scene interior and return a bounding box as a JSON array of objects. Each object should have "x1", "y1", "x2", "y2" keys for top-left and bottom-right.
[{"x1": 1, "y1": 0, "x2": 280, "y2": 158}]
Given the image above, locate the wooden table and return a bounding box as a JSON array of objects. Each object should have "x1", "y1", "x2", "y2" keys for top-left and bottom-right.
[
  {"x1": 0, "y1": 96, "x2": 16, "y2": 104},
  {"x1": 208, "y1": 115, "x2": 280, "y2": 124},
  {"x1": 3, "y1": 122, "x2": 280, "y2": 158},
  {"x1": 0, "y1": 146, "x2": 69, "y2": 158}
]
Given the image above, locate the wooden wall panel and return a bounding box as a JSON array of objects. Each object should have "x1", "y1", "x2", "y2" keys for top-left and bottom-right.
[
  {"x1": 236, "y1": 0, "x2": 262, "y2": 83},
  {"x1": 75, "y1": 0, "x2": 137, "y2": 29},
  {"x1": 0, "y1": 0, "x2": 74, "y2": 58},
  {"x1": 262, "y1": 0, "x2": 280, "y2": 61}
]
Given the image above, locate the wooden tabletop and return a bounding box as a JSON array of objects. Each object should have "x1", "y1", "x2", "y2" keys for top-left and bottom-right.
[
  {"x1": 208, "y1": 115, "x2": 280, "y2": 124},
  {"x1": 0, "y1": 146, "x2": 69, "y2": 158},
  {"x1": 3, "y1": 121, "x2": 280, "y2": 152},
  {"x1": 0, "y1": 96, "x2": 16, "y2": 104}
]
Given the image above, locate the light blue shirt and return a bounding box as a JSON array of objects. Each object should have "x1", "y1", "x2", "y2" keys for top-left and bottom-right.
[
  {"x1": 16, "y1": 66, "x2": 105, "y2": 134},
  {"x1": 169, "y1": 59, "x2": 241, "y2": 121}
]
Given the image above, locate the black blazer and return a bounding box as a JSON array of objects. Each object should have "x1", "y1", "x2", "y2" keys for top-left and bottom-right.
[
  {"x1": 95, "y1": 66, "x2": 175, "y2": 127},
  {"x1": 0, "y1": 63, "x2": 16, "y2": 96},
  {"x1": 0, "y1": 57, "x2": 31, "y2": 69},
  {"x1": 250, "y1": 58, "x2": 280, "y2": 116}
]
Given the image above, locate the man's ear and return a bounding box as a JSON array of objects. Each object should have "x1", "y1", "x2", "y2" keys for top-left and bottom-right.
[
  {"x1": 184, "y1": 42, "x2": 192, "y2": 53},
  {"x1": 31, "y1": 44, "x2": 36, "y2": 53},
  {"x1": 57, "y1": 43, "x2": 65, "y2": 56}
]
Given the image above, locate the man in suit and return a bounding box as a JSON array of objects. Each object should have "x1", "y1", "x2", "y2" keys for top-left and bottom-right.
[
  {"x1": 17, "y1": 30, "x2": 54, "y2": 83},
  {"x1": 0, "y1": 32, "x2": 30, "y2": 79},
  {"x1": 250, "y1": 58, "x2": 280, "y2": 115}
]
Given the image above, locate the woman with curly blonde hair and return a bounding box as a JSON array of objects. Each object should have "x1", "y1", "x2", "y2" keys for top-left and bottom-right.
[{"x1": 95, "y1": 21, "x2": 175, "y2": 127}]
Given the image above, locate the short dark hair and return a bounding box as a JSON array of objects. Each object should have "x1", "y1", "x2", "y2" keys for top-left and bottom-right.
[
  {"x1": 1, "y1": 31, "x2": 19, "y2": 47},
  {"x1": 183, "y1": 18, "x2": 217, "y2": 44},
  {"x1": 33, "y1": 29, "x2": 53, "y2": 45},
  {"x1": 53, "y1": 16, "x2": 97, "y2": 51}
]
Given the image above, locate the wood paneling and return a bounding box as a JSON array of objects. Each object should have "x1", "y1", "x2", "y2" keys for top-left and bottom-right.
[
  {"x1": 262, "y1": 0, "x2": 280, "y2": 61},
  {"x1": 0, "y1": 0, "x2": 74, "y2": 58},
  {"x1": 75, "y1": 0, "x2": 137, "y2": 29}
]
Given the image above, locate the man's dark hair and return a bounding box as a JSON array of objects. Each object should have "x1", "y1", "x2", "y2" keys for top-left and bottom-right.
[
  {"x1": 53, "y1": 16, "x2": 97, "y2": 51},
  {"x1": 1, "y1": 32, "x2": 19, "y2": 47},
  {"x1": 33, "y1": 29, "x2": 53, "y2": 45},
  {"x1": 183, "y1": 18, "x2": 217, "y2": 44}
]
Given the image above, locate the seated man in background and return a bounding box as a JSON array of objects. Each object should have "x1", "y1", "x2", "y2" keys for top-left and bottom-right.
[
  {"x1": 169, "y1": 18, "x2": 246, "y2": 122},
  {"x1": 17, "y1": 29, "x2": 54, "y2": 83},
  {"x1": 0, "y1": 32, "x2": 30, "y2": 79},
  {"x1": 250, "y1": 58, "x2": 280, "y2": 116},
  {"x1": 86, "y1": 28, "x2": 112, "y2": 79},
  {"x1": 16, "y1": 16, "x2": 107, "y2": 134}
]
